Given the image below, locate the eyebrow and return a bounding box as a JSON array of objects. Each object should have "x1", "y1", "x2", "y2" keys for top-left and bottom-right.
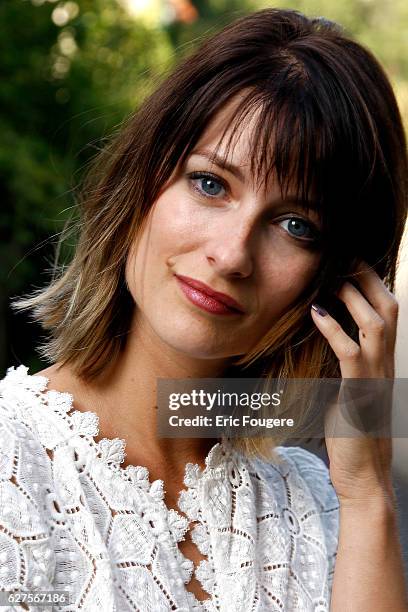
[
  {"x1": 189, "y1": 148, "x2": 320, "y2": 212},
  {"x1": 190, "y1": 148, "x2": 247, "y2": 183}
]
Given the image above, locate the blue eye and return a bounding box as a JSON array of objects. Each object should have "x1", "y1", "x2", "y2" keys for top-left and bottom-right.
[
  {"x1": 188, "y1": 172, "x2": 226, "y2": 198},
  {"x1": 278, "y1": 217, "x2": 318, "y2": 242}
]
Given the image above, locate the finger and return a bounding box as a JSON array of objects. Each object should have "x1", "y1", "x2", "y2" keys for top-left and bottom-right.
[
  {"x1": 310, "y1": 304, "x2": 363, "y2": 377},
  {"x1": 336, "y1": 281, "x2": 386, "y2": 367},
  {"x1": 348, "y1": 260, "x2": 399, "y2": 354}
]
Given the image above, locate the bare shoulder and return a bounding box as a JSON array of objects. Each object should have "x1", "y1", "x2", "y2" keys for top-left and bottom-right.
[{"x1": 34, "y1": 363, "x2": 67, "y2": 384}]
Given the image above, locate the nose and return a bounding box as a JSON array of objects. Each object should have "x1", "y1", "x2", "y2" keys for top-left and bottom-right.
[{"x1": 205, "y1": 213, "x2": 255, "y2": 278}]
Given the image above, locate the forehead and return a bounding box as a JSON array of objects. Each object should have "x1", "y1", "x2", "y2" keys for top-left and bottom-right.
[
  {"x1": 190, "y1": 92, "x2": 305, "y2": 201},
  {"x1": 193, "y1": 91, "x2": 261, "y2": 174},
  {"x1": 174, "y1": 87, "x2": 324, "y2": 222}
]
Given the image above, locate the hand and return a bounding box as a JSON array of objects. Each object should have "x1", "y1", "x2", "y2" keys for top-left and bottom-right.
[{"x1": 310, "y1": 260, "x2": 399, "y2": 506}]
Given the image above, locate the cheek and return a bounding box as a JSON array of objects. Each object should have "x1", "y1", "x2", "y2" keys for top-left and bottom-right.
[
  {"x1": 146, "y1": 187, "x2": 201, "y2": 253},
  {"x1": 125, "y1": 188, "x2": 196, "y2": 297},
  {"x1": 261, "y1": 252, "x2": 321, "y2": 309}
]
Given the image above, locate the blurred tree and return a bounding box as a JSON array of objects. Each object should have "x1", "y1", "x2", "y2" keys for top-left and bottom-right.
[{"x1": 0, "y1": 0, "x2": 173, "y2": 373}]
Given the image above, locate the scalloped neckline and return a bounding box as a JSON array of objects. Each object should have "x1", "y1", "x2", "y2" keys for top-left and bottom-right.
[{"x1": 26, "y1": 366, "x2": 234, "y2": 478}]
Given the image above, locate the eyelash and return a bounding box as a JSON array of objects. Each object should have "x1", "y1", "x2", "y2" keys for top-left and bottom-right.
[{"x1": 186, "y1": 171, "x2": 321, "y2": 245}]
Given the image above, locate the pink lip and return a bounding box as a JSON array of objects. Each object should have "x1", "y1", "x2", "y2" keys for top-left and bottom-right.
[{"x1": 175, "y1": 274, "x2": 245, "y2": 315}]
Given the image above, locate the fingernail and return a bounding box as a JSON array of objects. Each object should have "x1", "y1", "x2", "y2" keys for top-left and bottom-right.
[{"x1": 311, "y1": 303, "x2": 328, "y2": 316}]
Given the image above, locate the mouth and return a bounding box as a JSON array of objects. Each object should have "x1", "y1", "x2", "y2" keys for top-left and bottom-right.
[{"x1": 174, "y1": 274, "x2": 245, "y2": 316}]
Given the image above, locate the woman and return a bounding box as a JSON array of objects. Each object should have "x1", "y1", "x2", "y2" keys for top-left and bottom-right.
[{"x1": 1, "y1": 7, "x2": 407, "y2": 611}]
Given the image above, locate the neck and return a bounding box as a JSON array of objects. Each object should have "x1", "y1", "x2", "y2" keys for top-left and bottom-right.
[{"x1": 57, "y1": 310, "x2": 235, "y2": 477}]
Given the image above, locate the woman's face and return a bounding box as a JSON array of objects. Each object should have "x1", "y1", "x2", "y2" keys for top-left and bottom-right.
[{"x1": 125, "y1": 97, "x2": 323, "y2": 362}]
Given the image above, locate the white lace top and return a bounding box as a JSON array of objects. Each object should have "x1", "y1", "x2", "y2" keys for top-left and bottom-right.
[{"x1": 0, "y1": 365, "x2": 339, "y2": 611}]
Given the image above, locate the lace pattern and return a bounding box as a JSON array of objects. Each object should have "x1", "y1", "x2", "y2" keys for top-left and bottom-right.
[{"x1": 0, "y1": 365, "x2": 339, "y2": 611}]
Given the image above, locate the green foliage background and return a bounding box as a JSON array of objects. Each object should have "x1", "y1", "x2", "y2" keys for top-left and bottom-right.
[{"x1": 1, "y1": 0, "x2": 407, "y2": 374}]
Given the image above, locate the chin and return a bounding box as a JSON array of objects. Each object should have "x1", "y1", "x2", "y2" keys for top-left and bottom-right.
[
  {"x1": 155, "y1": 325, "x2": 234, "y2": 360},
  {"x1": 165, "y1": 336, "x2": 227, "y2": 359}
]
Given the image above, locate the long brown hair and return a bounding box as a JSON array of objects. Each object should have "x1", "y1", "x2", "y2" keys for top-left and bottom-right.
[{"x1": 13, "y1": 8, "x2": 408, "y2": 459}]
